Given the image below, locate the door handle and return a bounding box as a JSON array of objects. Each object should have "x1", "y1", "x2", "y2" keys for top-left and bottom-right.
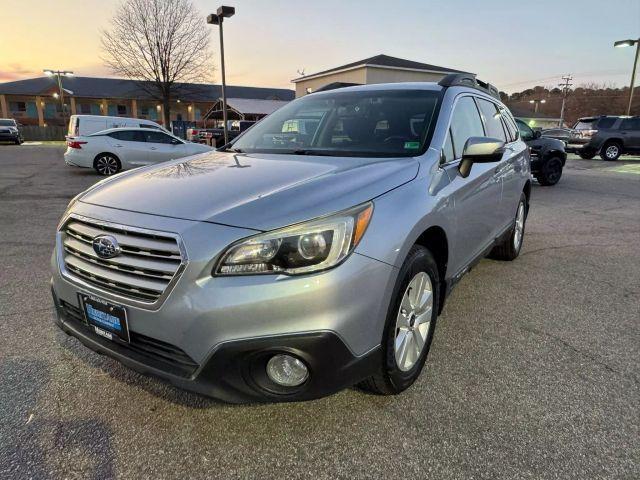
[
  {"x1": 114, "y1": 144, "x2": 123, "y2": 147},
  {"x1": 150, "y1": 147, "x2": 157, "y2": 150}
]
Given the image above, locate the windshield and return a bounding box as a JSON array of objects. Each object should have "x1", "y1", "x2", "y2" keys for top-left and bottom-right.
[
  {"x1": 0, "y1": 120, "x2": 16, "y2": 126},
  {"x1": 231, "y1": 89, "x2": 442, "y2": 157}
]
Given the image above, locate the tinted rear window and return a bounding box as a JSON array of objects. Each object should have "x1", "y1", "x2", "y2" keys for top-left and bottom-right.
[
  {"x1": 108, "y1": 130, "x2": 146, "y2": 142},
  {"x1": 596, "y1": 117, "x2": 616, "y2": 129}
]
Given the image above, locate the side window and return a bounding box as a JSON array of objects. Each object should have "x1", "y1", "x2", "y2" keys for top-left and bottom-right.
[
  {"x1": 597, "y1": 117, "x2": 616, "y2": 129},
  {"x1": 442, "y1": 129, "x2": 455, "y2": 162},
  {"x1": 449, "y1": 96, "x2": 485, "y2": 158},
  {"x1": 145, "y1": 131, "x2": 176, "y2": 144},
  {"x1": 500, "y1": 109, "x2": 519, "y2": 141},
  {"x1": 515, "y1": 119, "x2": 535, "y2": 141},
  {"x1": 109, "y1": 130, "x2": 146, "y2": 142},
  {"x1": 620, "y1": 118, "x2": 640, "y2": 131},
  {"x1": 476, "y1": 98, "x2": 507, "y2": 141}
]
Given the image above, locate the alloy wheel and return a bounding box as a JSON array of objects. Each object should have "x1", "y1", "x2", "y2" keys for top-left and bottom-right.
[
  {"x1": 96, "y1": 156, "x2": 119, "y2": 175},
  {"x1": 605, "y1": 145, "x2": 619, "y2": 159},
  {"x1": 513, "y1": 201, "x2": 525, "y2": 250},
  {"x1": 394, "y1": 271, "x2": 433, "y2": 372}
]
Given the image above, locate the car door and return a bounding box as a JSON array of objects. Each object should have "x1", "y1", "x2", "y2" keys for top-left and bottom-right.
[
  {"x1": 105, "y1": 130, "x2": 149, "y2": 167},
  {"x1": 440, "y1": 95, "x2": 503, "y2": 272},
  {"x1": 476, "y1": 98, "x2": 524, "y2": 232},
  {"x1": 620, "y1": 117, "x2": 640, "y2": 152},
  {"x1": 143, "y1": 131, "x2": 186, "y2": 164}
]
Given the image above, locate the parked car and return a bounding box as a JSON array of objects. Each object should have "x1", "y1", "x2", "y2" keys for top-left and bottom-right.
[
  {"x1": 566, "y1": 115, "x2": 640, "y2": 160},
  {"x1": 63, "y1": 127, "x2": 213, "y2": 175},
  {"x1": 51, "y1": 75, "x2": 531, "y2": 403},
  {"x1": 67, "y1": 115, "x2": 167, "y2": 138},
  {"x1": 0, "y1": 118, "x2": 24, "y2": 144},
  {"x1": 516, "y1": 119, "x2": 566, "y2": 186},
  {"x1": 187, "y1": 121, "x2": 255, "y2": 146}
]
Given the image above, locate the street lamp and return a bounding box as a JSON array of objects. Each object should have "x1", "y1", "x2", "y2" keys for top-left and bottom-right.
[
  {"x1": 528, "y1": 98, "x2": 546, "y2": 113},
  {"x1": 614, "y1": 38, "x2": 640, "y2": 115},
  {"x1": 44, "y1": 69, "x2": 73, "y2": 125},
  {"x1": 207, "y1": 6, "x2": 235, "y2": 146}
]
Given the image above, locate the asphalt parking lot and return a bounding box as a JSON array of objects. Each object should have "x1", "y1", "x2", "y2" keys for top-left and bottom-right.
[{"x1": 0, "y1": 145, "x2": 638, "y2": 479}]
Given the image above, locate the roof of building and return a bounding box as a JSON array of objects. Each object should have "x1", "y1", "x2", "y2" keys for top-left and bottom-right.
[
  {"x1": 224, "y1": 98, "x2": 290, "y2": 115},
  {"x1": 0, "y1": 76, "x2": 295, "y2": 102},
  {"x1": 508, "y1": 105, "x2": 561, "y2": 120},
  {"x1": 292, "y1": 54, "x2": 469, "y2": 82}
]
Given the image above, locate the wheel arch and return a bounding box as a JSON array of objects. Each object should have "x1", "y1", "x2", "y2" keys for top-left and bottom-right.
[{"x1": 414, "y1": 226, "x2": 448, "y2": 314}]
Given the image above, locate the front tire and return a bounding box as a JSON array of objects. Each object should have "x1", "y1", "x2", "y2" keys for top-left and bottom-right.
[
  {"x1": 600, "y1": 142, "x2": 621, "y2": 161},
  {"x1": 490, "y1": 193, "x2": 527, "y2": 261},
  {"x1": 359, "y1": 245, "x2": 440, "y2": 395},
  {"x1": 535, "y1": 156, "x2": 563, "y2": 186},
  {"x1": 93, "y1": 154, "x2": 121, "y2": 176}
]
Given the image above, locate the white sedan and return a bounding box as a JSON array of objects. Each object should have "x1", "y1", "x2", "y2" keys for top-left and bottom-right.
[{"x1": 64, "y1": 127, "x2": 214, "y2": 175}]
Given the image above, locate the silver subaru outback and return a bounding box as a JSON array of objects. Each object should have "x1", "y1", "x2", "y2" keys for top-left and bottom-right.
[{"x1": 51, "y1": 74, "x2": 530, "y2": 403}]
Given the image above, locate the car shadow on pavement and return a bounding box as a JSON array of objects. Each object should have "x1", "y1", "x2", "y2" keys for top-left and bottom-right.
[{"x1": 0, "y1": 357, "x2": 115, "y2": 479}]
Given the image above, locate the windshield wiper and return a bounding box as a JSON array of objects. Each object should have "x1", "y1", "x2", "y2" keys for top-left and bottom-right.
[
  {"x1": 219, "y1": 146, "x2": 243, "y2": 153},
  {"x1": 292, "y1": 149, "x2": 336, "y2": 156}
]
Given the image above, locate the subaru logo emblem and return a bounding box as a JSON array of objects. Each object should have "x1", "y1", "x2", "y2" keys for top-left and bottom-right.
[{"x1": 93, "y1": 235, "x2": 121, "y2": 259}]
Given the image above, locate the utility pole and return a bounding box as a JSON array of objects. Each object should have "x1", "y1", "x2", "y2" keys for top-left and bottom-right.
[
  {"x1": 43, "y1": 69, "x2": 73, "y2": 126},
  {"x1": 207, "y1": 6, "x2": 235, "y2": 147},
  {"x1": 558, "y1": 74, "x2": 573, "y2": 127}
]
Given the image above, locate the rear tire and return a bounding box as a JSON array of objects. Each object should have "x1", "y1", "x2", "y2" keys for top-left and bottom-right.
[
  {"x1": 93, "y1": 154, "x2": 121, "y2": 176},
  {"x1": 359, "y1": 245, "x2": 440, "y2": 395},
  {"x1": 490, "y1": 193, "x2": 527, "y2": 261},
  {"x1": 535, "y1": 156, "x2": 563, "y2": 186},
  {"x1": 600, "y1": 142, "x2": 621, "y2": 161}
]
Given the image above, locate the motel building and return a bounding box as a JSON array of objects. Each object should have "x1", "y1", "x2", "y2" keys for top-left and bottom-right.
[
  {"x1": 292, "y1": 54, "x2": 468, "y2": 97},
  {"x1": 0, "y1": 76, "x2": 294, "y2": 129}
]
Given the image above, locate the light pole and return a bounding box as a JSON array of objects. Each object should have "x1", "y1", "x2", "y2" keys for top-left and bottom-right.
[
  {"x1": 44, "y1": 69, "x2": 73, "y2": 126},
  {"x1": 614, "y1": 38, "x2": 640, "y2": 115},
  {"x1": 528, "y1": 98, "x2": 546, "y2": 113},
  {"x1": 207, "y1": 6, "x2": 235, "y2": 146}
]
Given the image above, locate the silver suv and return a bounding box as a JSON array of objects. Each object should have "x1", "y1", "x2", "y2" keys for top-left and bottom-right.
[{"x1": 51, "y1": 74, "x2": 530, "y2": 403}]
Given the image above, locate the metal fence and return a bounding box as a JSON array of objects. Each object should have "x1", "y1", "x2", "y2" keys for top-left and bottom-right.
[{"x1": 21, "y1": 126, "x2": 66, "y2": 141}]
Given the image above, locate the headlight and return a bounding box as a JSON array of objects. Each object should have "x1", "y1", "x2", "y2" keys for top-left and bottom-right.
[{"x1": 214, "y1": 202, "x2": 373, "y2": 276}]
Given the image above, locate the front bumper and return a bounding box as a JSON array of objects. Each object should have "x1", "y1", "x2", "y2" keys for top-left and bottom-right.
[
  {"x1": 0, "y1": 132, "x2": 20, "y2": 141},
  {"x1": 51, "y1": 203, "x2": 395, "y2": 402}
]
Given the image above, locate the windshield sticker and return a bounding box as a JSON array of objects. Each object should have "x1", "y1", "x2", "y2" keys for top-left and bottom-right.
[{"x1": 404, "y1": 141, "x2": 420, "y2": 150}]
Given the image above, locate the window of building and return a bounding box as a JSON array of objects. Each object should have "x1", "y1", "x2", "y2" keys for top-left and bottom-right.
[
  {"x1": 117, "y1": 104, "x2": 127, "y2": 116},
  {"x1": 9, "y1": 102, "x2": 27, "y2": 112},
  {"x1": 476, "y1": 98, "x2": 506, "y2": 141},
  {"x1": 449, "y1": 96, "x2": 485, "y2": 158}
]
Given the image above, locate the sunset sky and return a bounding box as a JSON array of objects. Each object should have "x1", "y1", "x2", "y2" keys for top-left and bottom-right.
[{"x1": 1, "y1": 0, "x2": 639, "y2": 93}]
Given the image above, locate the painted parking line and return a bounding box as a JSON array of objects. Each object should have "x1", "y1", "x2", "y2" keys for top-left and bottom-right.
[{"x1": 610, "y1": 164, "x2": 640, "y2": 175}]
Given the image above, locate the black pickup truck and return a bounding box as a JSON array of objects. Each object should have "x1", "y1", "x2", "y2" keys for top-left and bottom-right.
[{"x1": 188, "y1": 121, "x2": 255, "y2": 147}]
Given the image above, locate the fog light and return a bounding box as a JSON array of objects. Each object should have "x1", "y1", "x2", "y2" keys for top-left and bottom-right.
[{"x1": 266, "y1": 354, "x2": 309, "y2": 387}]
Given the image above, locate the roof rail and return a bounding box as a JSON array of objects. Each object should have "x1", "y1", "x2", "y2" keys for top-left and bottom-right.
[{"x1": 438, "y1": 73, "x2": 501, "y2": 100}]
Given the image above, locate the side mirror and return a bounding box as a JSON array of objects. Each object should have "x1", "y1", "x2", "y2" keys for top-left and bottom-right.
[
  {"x1": 171, "y1": 138, "x2": 181, "y2": 145},
  {"x1": 459, "y1": 137, "x2": 505, "y2": 178},
  {"x1": 534, "y1": 130, "x2": 542, "y2": 139}
]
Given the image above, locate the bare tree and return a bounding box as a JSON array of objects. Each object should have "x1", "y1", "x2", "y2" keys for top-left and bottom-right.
[{"x1": 101, "y1": 0, "x2": 213, "y2": 127}]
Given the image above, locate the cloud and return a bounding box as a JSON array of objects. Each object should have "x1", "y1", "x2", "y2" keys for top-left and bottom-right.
[{"x1": 0, "y1": 64, "x2": 40, "y2": 83}]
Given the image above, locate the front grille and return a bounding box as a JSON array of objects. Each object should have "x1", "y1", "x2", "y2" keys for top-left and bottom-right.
[
  {"x1": 61, "y1": 217, "x2": 184, "y2": 302},
  {"x1": 60, "y1": 300, "x2": 199, "y2": 377}
]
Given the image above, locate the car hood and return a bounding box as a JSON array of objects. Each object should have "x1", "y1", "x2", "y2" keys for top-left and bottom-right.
[{"x1": 79, "y1": 150, "x2": 419, "y2": 231}]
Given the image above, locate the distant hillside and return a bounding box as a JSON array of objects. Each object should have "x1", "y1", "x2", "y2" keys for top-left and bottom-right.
[{"x1": 501, "y1": 85, "x2": 639, "y2": 127}]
